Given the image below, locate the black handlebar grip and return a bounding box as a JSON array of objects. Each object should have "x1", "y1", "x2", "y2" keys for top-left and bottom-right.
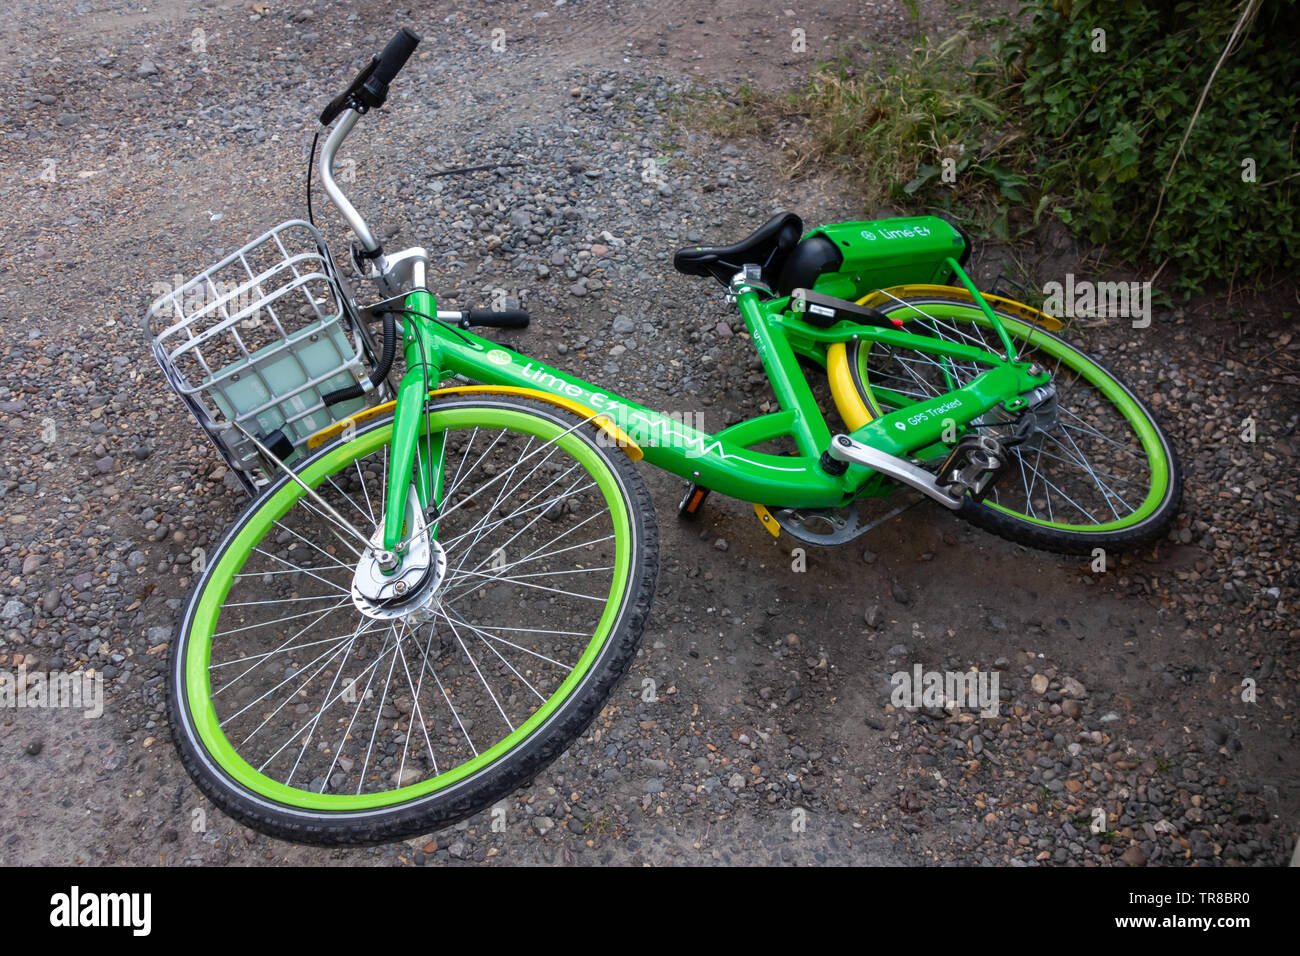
[
  {"x1": 365, "y1": 27, "x2": 421, "y2": 94},
  {"x1": 462, "y1": 308, "x2": 531, "y2": 329},
  {"x1": 323, "y1": 28, "x2": 421, "y2": 121}
]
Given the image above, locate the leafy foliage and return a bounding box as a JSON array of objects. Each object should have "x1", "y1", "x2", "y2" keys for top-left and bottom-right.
[
  {"x1": 1014, "y1": 0, "x2": 1300, "y2": 293},
  {"x1": 777, "y1": 0, "x2": 1299, "y2": 294},
  {"x1": 791, "y1": 34, "x2": 1028, "y2": 234}
]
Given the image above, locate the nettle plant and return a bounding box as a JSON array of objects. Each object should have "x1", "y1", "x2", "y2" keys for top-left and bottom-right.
[{"x1": 1013, "y1": 0, "x2": 1300, "y2": 295}]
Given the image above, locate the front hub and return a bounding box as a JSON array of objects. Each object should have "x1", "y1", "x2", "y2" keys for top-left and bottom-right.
[
  {"x1": 350, "y1": 488, "x2": 447, "y2": 620},
  {"x1": 351, "y1": 535, "x2": 447, "y2": 620}
]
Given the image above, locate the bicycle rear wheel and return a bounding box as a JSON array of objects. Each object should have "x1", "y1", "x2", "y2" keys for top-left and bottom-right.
[
  {"x1": 838, "y1": 295, "x2": 1182, "y2": 554},
  {"x1": 168, "y1": 395, "x2": 658, "y2": 845}
]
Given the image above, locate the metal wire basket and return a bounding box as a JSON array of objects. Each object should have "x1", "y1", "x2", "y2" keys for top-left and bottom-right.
[{"x1": 144, "y1": 220, "x2": 378, "y2": 494}]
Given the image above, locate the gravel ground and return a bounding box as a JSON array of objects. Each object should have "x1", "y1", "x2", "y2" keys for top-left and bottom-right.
[{"x1": 0, "y1": 0, "x2": 1295, "y2": 866}]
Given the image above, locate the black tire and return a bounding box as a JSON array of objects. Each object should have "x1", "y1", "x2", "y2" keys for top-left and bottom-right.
[{"x1": 167, "y1": 397, "x2": 658, "y2": 845}]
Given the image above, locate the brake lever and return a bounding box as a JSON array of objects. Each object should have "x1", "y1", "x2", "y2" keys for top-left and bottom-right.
[
  {"x1": 350, "y1": 241, "x2": 382, "y2": 280},
  {"x1": 320, "y1": 55, "x2": 379, "y2": 126}
]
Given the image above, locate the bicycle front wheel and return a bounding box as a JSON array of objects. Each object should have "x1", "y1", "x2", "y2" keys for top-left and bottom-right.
[
  {"x1": 168, "y1": 395, "x2": 658, "y2": 845},
  {"x1": 839, "y1": 295, "x2": 1182, "y2": 554}
]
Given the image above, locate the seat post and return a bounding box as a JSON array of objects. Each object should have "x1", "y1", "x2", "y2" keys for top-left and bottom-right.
[{"x1": 731, "y1": 287, "x2": 832, "y2": 460}]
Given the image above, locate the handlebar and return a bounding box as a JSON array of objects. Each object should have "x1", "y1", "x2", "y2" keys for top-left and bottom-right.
[
  {"x1": 319, "y1": 55, "x2": 377, "y2": 126},
  {"x1": 320, "y1": 27, "x2": 421, "y2": 125},
  {"x1": 316, "y1": 28, "x2": 421, "y2": 254},
  {"x1": 460, "y1": 308, "x2": 531, "y2": 330},
  {"x1": 322, "y1": 305, "x2": 533, "y2": 407},
  {"x1": 311, "y1": 23, "x2": 530, "y2": 403},
  {"x1": 366, "y1": 27, "x2": 421, "y2": 98}
]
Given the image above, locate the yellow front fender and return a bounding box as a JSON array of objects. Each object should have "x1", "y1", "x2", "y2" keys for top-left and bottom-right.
[{"x1": 305, "y1": 384, "x2": 643, "y2": 460}]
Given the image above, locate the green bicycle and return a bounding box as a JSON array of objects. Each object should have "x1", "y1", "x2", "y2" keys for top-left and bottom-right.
[{"x1": 147, "y1": 29, "x2": 1181, "y2": 844}]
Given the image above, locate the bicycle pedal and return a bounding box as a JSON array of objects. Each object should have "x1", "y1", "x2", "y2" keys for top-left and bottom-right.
[
  {"x1": 678, "y1": 483, "x2": 710, "y2": 521},
  {"x1": 935, "y1": 434, "x2": 1007, "y2": 503}
]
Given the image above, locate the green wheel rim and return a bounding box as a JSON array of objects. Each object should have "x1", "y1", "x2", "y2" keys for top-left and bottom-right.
[
  {"x1": 183, "y1": 406, "x2": 633, "y2": 811},
  {"x1": 857, "y1": 302, "x2": 1172, "y2": 533}
]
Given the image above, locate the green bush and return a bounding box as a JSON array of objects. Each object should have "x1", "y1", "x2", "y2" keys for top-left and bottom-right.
[
  {"x1": 1012, "y1": 0, "x2": 1300, "y2": 294},
  {"x1": 773, "y1": 0, "x2": 1298, "y2": 295}
]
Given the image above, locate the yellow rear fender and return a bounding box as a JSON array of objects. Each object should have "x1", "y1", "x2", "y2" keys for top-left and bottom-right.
[
  {"x1": 825, "y1": 285, "x2": 1058, "y2": 441},
  {"x1": 826, "y1": 342, "x2": 873, "y2": 433},
  {"x1": 856, "y1": 285, "x2": 1062, "y2": 331}
]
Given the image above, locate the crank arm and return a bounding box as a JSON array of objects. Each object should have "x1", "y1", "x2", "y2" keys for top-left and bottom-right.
[{"x1": 827, "y1": 434, "x2": 964, "y2": 510}]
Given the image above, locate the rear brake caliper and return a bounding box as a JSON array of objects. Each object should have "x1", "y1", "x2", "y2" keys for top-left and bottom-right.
[{"x1": 1003, "y1": 382, "x2": 1059, "y2": 446}]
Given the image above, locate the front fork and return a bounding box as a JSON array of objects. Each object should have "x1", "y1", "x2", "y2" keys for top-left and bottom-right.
[{"x1": 382, "y1": 286, "x2": 444, "y2": 554}]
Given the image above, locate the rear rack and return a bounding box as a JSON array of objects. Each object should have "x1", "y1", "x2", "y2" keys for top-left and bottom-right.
[{"x1": 144, "y1": 220, "x2": 379, "y2": 494}]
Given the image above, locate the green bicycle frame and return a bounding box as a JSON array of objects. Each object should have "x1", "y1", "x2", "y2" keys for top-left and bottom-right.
[{"x1": 378, "y1": 258, "x2": 1049, "y2": 553}]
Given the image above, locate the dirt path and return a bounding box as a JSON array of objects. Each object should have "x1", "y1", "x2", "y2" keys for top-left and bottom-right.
[{"x1": 0, "y1": 0, "x2": 1294, "y2": 867}]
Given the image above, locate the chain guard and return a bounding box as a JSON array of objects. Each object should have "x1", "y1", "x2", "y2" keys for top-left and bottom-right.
[{"x1": 769, "y1": 496, "x2": 922, "y2": 546}]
